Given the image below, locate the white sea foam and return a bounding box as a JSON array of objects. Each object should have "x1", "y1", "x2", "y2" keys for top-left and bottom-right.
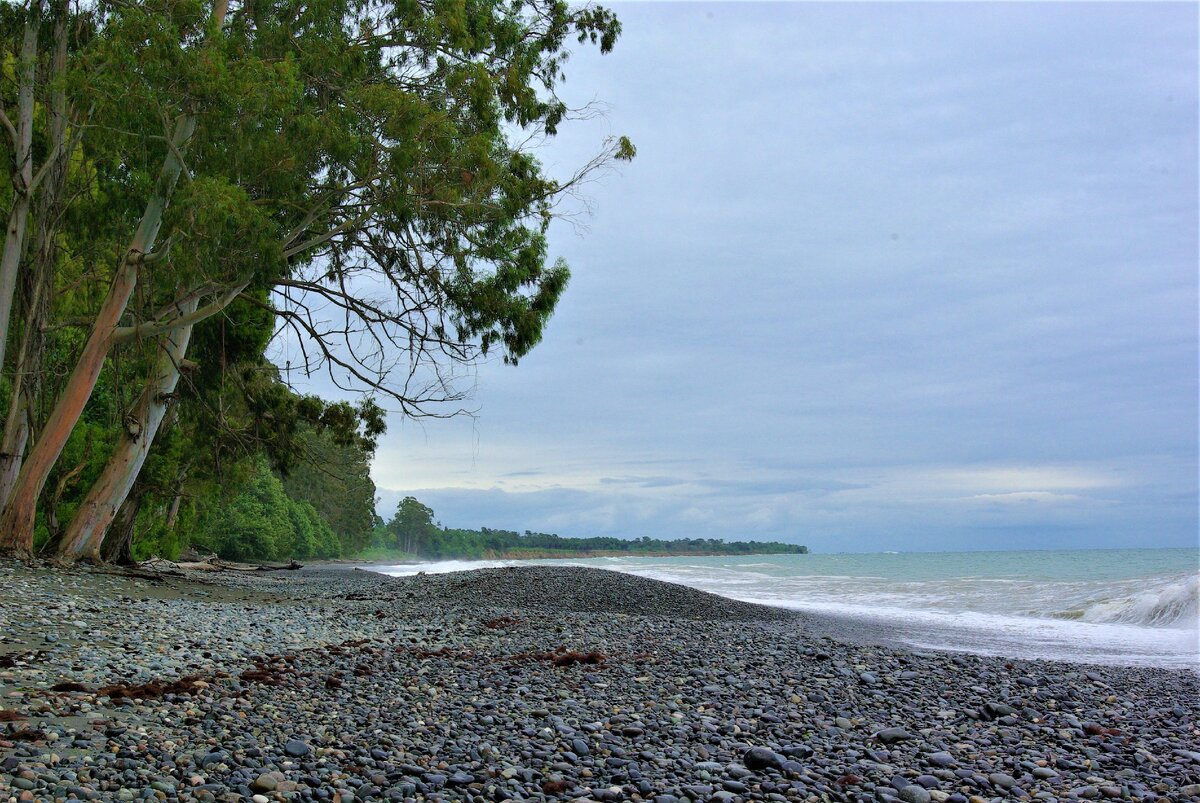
[
  {"x1": 733, "y1": 596, "x2": 1199, "y2": 669},
  {"x1": 375, "y1": 559, "x2": 518, "y2": 576},
  {"x1": 370, "y1": 550, "x2": 1200, "y2": 669},
  {"x1": 1074, "y1": 573, "x2": 1199, "y2": 628}
]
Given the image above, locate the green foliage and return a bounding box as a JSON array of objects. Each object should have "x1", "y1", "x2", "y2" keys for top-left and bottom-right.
[
  {"x1": 191, "y1": 456, "x2": 292, "y2": 560},
  {"x1": 190, "y1": 455, "x2": 342, "y2": 561},
  {"x1": 0, "y1": 0, "x2": 630, "y2": 563},
  {"x1": 386, "y1": 496, "x2": 439, "y2": 553},
  {"x1": 285, "y1": 499, "x2": 341, "y2": 559},
  {"x1": 378, "y1": 498, "x2": 808, "y2": 559},
  {"x1": 351, "y1": 545, "x2": 419, "y2": 563},
  {"x1": 279, "y1": 426, "x2": 378, "y2": 553}
]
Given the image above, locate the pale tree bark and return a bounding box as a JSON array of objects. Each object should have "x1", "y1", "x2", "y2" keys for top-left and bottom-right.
[
  {"x1": 0, "y1": 395, "x2": 30, "y2": 509},
  {"x1": 0, "y1": 0, "x2": 43, "y2": 375},
  {"x1": 165, "y1": 494, "x2": 183, "y2": 531},
  {"x1": 99, "y1": 488, "x2": 142, "y2": 565},
  {"x1": 55, "y1": 270, "x2": 250, "y2": 561},
  {"x1": 0, "y1": 281, "x2": 44, "y2": 507},
  {"x1": 0, "y1": 115, "x2": 195, "y2": 555},
  {"x1": 0, "y1": 5, "x2": 68, "y2": 511},
  {"x1": 0, "y1": 1, "x2": 229, "y2": 556},
  {"x1": 57, "y1": 298, "x2": 199, "y2": 562}
]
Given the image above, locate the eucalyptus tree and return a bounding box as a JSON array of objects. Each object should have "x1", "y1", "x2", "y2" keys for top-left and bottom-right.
[
  {"x1": 0, "y1": 0, "x2": 74, "y2": 512},
  {"x1": 0, "y1": 0, "x2": 44, "y2": 376},
  {"x1": 0, "y1": 0, "x2": 632, "y2": 559}
]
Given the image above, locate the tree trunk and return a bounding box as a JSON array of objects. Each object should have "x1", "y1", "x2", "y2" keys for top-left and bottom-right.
[
  {"x1": 100, "y1": 488, "x2": 143, "y2": 566},
  {"x1": 0, "y1": 2, "x2": 226, "y2": 556},
  {"x1": 164, "y1": 468, "x2": 187, "y2": 531},
  {"x1": 0, "y1": 116, "x2": 195, "y2": 556},
  {"x1": 0, "y1": 394, "x2": 30, "y2": 509},
  {"x1": 0, "y1": 260, "x2": 137, "y2": 554},
  {"x1": 57, "y1": 299, "x2": 198, "y2": 562},
  {"x1": 0, "y1": 3, "x2": 67, "y2": 512},
  {"x1": 0, "y1": 0, "x2": 42, "y2": 374}
]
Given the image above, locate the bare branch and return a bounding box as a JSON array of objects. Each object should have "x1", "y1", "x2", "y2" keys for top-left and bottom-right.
[
  {"x1": 0, "y1": 108, "x2": 16, "y2": 151},
  {"x1": 113, "y1": 279, "x2": 251, "y2": 344}
]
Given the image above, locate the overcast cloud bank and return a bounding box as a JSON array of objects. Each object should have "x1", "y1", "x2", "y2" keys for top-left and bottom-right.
[{"x1": 367, "y1": 4, "x2": 1197, "y2": 552}]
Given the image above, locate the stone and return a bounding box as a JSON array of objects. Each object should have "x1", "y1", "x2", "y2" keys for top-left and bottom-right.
[
  {"x1": 447, "y1": 770, "x2": 474, "y2": 786},
  {"x1": 875, "y1": 727, "x2": 915, "y2": 744},
  {"x1": 251, "y1": 774, "x2": 277, "y2": 793},
  {"x1": 927, "y1": 752, "x2": 955, "y2": 768},
  {"x1": 198, "y1": 751, "x2": 229, "y2": 768},
  {"x1": 982, "y1": 703, "x2": 1018, "y2": 720},
  {"x1": 899, "y1": 785, "x2": 932, "y2": 803},
  {"x1": 283, "y1": 739, "x2": 310, "y2": 757},
  {"x1": 988, "y1": 773, "x2": 1016, "y2": 790},
  {"x1": 743, "y1": 746, "x2": 784, "y2": 772}
]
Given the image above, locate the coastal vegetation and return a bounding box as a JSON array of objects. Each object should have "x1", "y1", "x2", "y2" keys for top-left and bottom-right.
[
  {"x1": 0, "y1": 0, "x2": 632, "y2": 563},
  {"x1": 374, "y1": 496, "x2": 808, "y2": 560}
]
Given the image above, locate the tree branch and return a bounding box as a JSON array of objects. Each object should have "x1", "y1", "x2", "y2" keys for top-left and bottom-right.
[
  {"x1": 113, "y1": 279, "x2": 251, "y2": 344},
  {"x1": 0, "y1": 108, "x2": 16, "y2": 151}
]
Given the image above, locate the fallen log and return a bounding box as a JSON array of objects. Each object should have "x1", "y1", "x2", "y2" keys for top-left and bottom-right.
[
  {"x1": 213, "y1": 559, "x2": 302, "y2": 572},
  {"x1": 135, "y1": 557, "x2": 303, "y2": 573}
]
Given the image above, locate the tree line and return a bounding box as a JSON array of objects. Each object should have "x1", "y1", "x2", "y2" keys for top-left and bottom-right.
[
  {"x1": 0, "y1": 0, "x2": 631, "y2": 563},
  {"x1": 380, "y1": 497, "x2": 809, "y2": 559}
]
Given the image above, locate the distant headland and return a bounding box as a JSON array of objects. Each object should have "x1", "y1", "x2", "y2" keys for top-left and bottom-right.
[{"x1": 361, "y1": 497, "x2": 807, "y2": 562}]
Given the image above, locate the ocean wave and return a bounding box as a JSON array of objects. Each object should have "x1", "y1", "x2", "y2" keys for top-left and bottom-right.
[
  {"x1": 376, "y1": 559, "x2": 518, "y2": 576},
  {"x1": 733, "y1": 595, "x2": 1200, "y2": 669},
  {"x1": 1062, "y1": 573, "x2": 1199, "y2": 628}
]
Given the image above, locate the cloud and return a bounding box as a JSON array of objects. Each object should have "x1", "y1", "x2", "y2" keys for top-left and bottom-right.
[
  {"x1": 965, "y1": 491, "x2": 1089, "y2": 505},
  {"x1": 905, "y1": 465, "x2": 1122, "y2": 495},
  {"x1": 339, "y1": 4, "x2": 1200, "y2": 552}
]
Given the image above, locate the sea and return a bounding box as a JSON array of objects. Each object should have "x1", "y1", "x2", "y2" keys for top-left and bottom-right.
[{"x1": 368, "y1": 547, "x2": 1200, "y2": 670}]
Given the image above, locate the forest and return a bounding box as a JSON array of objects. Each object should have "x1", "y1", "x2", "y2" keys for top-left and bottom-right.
[
  {"x1": 377, "y1": 497, "x2": 809, "y2": 559},
  {"x1": 0, "y1": 0, "x2": 632, "y2": 563}
]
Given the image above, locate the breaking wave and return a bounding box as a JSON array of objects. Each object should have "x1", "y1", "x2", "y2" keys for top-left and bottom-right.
[
  {"x1": 1065, "y1": 574, "x2": 1199, "y2": 628},
  {"x1": 370, "y1": 550, "x2": 1199, "y2": 668}
]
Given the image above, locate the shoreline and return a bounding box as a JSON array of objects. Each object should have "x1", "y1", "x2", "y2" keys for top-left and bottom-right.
[
  {"x1": 335, "y1": 549, "x2": 806, "y2": 566},
  {"x1": 2, "y1": 561, "x2": 1197, "y2": 801},
  {"x1": 350, "y1": 556, "x2": 1200, "y2": 672}
]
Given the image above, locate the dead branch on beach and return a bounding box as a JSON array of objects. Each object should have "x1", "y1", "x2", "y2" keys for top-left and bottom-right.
[{"x1": 137, "y1": 555, "x2": 303, "y2": 574}]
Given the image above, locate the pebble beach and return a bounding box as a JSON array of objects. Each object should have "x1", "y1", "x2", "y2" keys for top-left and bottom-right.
[{"x1": 1, "y1": 562, "x2": 1197, "y2": 803}]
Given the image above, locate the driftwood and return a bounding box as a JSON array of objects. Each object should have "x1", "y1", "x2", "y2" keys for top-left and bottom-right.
[
  {"x1": 139, "y1": 555, "x2": 303, "y2": 574},
  {"x1": 92, "y1": 565, "x2": 177, "y2": 582}
]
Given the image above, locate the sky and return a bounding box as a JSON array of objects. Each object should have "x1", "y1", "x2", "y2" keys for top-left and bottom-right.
[{"x1": 330, "y1": 2, "x2": 1197, "y2": 553}]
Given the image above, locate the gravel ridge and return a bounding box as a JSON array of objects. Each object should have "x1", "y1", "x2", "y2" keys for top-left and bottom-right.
[
  {"x1": 1, "y1": 561, "x2": 1197, "y2": 803},
  {"x1": 345, "y1": 565, "x2": 800, "y2": 621}
]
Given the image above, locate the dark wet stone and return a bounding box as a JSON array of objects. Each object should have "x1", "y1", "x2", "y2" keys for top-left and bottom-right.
[
  {"x1": 899, "y1": 785, "x2": 931, "y2": 803},
  {"x1": 283, "y1": 739, "x2": 310, "y2": 757},
  {"x1": 744, "y1": 746, "x2": 785, "y2": 772},
  {"x1": 875, "y1": 727, "x2": 915, "y2": 744}
]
